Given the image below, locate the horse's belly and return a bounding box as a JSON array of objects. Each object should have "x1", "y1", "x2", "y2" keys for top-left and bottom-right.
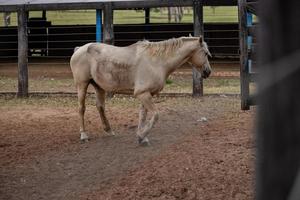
[{"x1": 91, "y1": 63, "x2": 134, "y2": 91}]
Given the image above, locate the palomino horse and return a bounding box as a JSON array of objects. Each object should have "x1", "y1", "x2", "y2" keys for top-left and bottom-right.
[{"x1": 70, "y1": 36, "x2": 212, "y2": 144}]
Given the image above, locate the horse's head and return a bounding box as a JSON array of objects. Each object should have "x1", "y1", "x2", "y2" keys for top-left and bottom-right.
[{"x1": 188, "y1": 36, "x2": 212, "y2": 79}]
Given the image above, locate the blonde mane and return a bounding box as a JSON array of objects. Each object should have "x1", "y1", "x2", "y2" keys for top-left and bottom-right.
[{"x1": 137, "y1": 37, "x2": 198, "y2": 57}]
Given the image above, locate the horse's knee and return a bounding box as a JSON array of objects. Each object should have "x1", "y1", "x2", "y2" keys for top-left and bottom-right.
[{"x1": 151, "y1": 112, "x2": 159, "y2": 124}]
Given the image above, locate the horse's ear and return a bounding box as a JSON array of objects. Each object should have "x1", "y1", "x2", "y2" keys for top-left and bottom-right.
[
  {"x1": 189, "y1": 33, "x2": 192, "y2": 37},
  {"x1": 199, "y1": 36, "x2": 203, "y2": 44}
]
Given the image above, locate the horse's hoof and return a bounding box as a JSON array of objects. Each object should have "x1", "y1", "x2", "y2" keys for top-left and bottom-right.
[
  {"x1": 104, "y1": 130, "x2": 116, "y2": 136},
  {"x1": 138, "y1": 136, "x2": 150, "y2": 146},
  {"x1": 80, "y1": 132, "x2": 89, "y2": 142}
]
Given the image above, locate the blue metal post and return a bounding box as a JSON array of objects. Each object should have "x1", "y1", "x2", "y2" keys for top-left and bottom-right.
[
  {"x1": 96, "y1": 9, "x2": 102, "y2": 42},
  {"x1": 246, "y1": 12, "x2": 253, "y2": 73}
]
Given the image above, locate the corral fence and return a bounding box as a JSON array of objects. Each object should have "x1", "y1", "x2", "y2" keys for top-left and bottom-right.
[
  {"x1": 238, "y1": 0, "x2": 258, "y2": 110},
  {"x1": 0, "y1": 0, "x2": 240, "y2": 99},
  {"x1": 0, "y1": 22, "x2": 240, "y2": 62}
]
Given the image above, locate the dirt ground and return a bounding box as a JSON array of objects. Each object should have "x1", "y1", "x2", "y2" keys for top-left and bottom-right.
[{"x1": 0, "y1": 95, "x2": 255, "y2": 200}]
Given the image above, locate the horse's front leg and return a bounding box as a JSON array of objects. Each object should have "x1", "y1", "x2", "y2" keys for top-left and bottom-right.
[
  {"x1": 137, "y1": 104, "x2": 148, "y2": 133},
  {"x1": 136, "y1": 92, "x2": 159, "y2": 145}
]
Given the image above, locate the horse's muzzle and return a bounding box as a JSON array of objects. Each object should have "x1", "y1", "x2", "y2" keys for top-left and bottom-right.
[{"x1": 202, "y1": 70, "x2": 211, "y2": 79}]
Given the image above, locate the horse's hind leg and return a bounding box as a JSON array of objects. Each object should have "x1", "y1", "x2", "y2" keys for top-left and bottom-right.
[
  {"x1": 136, "y1": 92, "x2": 158, "y2": 144},
  {"x1": 91, "y1": 81, "x2": 115, "y2": 136},
  {"x1": 77, "y1": 82, "x2": 89, "y2": 141}
]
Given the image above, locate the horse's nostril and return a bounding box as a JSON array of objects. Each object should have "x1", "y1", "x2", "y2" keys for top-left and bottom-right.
[{"x1": 202, "y1": 70, "x2": 211, "y2": 79}]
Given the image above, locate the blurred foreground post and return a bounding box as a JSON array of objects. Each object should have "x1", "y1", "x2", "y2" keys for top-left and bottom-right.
[{"x1": 257, "y1": 0, "x2": 300, "y2": 199}]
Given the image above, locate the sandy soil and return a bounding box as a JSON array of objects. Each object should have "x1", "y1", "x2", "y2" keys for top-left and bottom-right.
[{"x1": 0, "y1": 96, "x2": 255, "y2": 200}]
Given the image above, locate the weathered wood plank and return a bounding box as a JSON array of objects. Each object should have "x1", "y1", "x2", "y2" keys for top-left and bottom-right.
[
  {"x1": 192, "y1": 67, "x2": 203, "y2": 97},
  {"x1": 192, "y1": 0, "x2": 204, "y2": 97},
  {"x1": 103, "y1": 2, "x2": 114, "y2": 98},
  {"x1": 6, "y1": 3, "x2": 105, "y2": 11},
  {"x1": 114, "y1": 0, "x2": 237, "y2": 9},
  {"x1": 0, "y1": 0, "x2": 237, "y2": 12},
  {"x1": 103, "y1": 2, "x2": 114, "y2": 45},
  {"x1": 17, "y1": 6, "x2": 28, "y2": 98},
  {"x1": 238, "y1": 0, "x2": 250, "y2": 110}
]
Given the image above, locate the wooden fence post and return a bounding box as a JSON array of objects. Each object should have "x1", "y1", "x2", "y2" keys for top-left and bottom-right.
[
  {"x1": 103, "y1": 2, "x2": 114, "y2": 45},
  {"x1": 193, "y1": 0, "x2": 204, "y2": 97},
  {"x1": 103, "y1": 2, "x2": 114, "y2": 98},
  {"x1": 238, "y1": 0, "x2": 250, "y2": 110},
  {"x1": 17, "y1": 6, "x2": 28, "y2": 98}
]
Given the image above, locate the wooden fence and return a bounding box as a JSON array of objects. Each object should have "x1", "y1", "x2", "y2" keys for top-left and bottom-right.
[{"x1": 238, "y1": 0, "x2": 258, "y2": 110}]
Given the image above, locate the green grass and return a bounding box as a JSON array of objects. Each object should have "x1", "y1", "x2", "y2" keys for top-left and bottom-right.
[
  {"x1": 0, "y1": 76, "x2": 75, "y2": 92},
  {"x1": 162, "y1": 76, "x2": 242, "y2": 94},
  {"x1": 0, "y1": 94, "x2": 142, "y2": 109},
  {"x1": 204, "y1": 78, "x2": 240, "y2": 94},
  {"x1": 0, "y1": 95, "x2": 78, "y2": 108},
  {"x1": 1, "y1": 6, "x2": 238, "y2": 26},
  {"x1": 0, "y1": 75, "x2": 244, "y2": 95}
]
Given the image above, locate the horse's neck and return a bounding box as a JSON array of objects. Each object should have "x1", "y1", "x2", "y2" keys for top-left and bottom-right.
[{"x1": 163, "y1": 40, "x2": 198, "y2": 76}]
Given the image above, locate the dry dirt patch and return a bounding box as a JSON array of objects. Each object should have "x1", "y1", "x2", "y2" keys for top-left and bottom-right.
[{"x1": 0, "y1": 96, "x2": 254, "y2": 200}]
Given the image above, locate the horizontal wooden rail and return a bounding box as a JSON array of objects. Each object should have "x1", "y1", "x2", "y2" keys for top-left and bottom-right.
[{"x1": 0, "y1": 0, "x2": 237, "y2": 12}]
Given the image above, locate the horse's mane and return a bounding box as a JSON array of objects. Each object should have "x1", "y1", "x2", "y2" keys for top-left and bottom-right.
[{"x1": 136, "y1": 37, "x2": 198, "y2": 57}]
